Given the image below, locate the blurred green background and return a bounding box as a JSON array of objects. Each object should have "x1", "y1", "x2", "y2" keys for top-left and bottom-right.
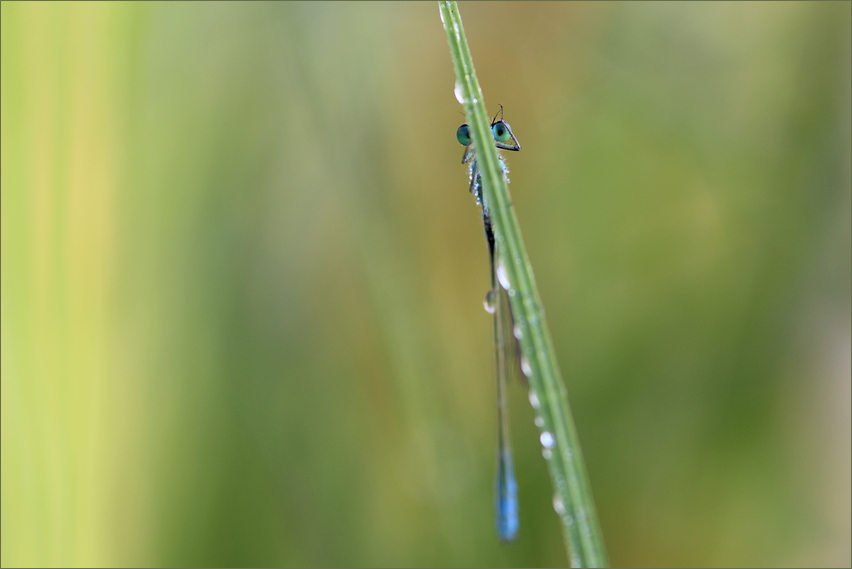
[{"x1": 1, "y1": 1, "x2": 850, "y2": 567}]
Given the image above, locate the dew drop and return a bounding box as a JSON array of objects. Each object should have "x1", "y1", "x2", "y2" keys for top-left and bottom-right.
[
  {"x1": 542, "y1": 448, "x2": 553, "y2": 460},
  {"x1": 528, "y1": 390, "x2": 540, "y2": 410},
  {"x1": 534, "y1": 416, "x2": 544, "y2": 428},
  {"x1": 570, "y1": 553, "x2": 581, "y2": 569},
  {"x1": 520, "y1": 356, "x2": 532, "y2": 377},
  {"x1": 552, "y1": 493, "x2": 566, "y2": 515},
  {"x1": 540, "y1": 431, "x2": 555, "y2": 449},
  {"x1": 483, "y1": 289, "x2": 496, "y2": 314},
  {"x1": 438, "y1": 4, "x2": 445, "y2": 24},
  {"x1": 495, "y1": 256, "x2": 511, "y2": 290},
  {"x1": 513, "y1": 324, "x2": 523, "y2": 340},
  {"x1": 454, "y1": 82, "x2": 464, "y2": 104}
]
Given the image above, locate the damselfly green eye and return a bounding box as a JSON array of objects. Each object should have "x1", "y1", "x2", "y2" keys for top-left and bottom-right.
[
  {"x1": 456, "y1": 124, "x2": 471, "y2": 146},
  {"x1": 492, "y1": 121, "x2": 511, "y2": 143}
]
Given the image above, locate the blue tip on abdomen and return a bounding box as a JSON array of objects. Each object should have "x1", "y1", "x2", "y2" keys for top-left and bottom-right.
[{"x1": 496, "y1": 454, "x2": 519, "y2": 541}]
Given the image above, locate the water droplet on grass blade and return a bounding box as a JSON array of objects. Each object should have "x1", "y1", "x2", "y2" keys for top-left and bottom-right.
[
  {"x1": 496, "y1": 256, "x2": 511, "y2": 290},
  {"x1": 454, "y1": 82, "x2": 464, "y2": 104},
  {"x1": 528, "y1": 390, "x2": 540, "y2": 409},
  {"x1": 553, "y1": 493, "x2": 566, "y2": 515},
  {"x1": 520, "y1": 355, "x2": 532, "y2": 377},
  {"x1": 483, "y1": 289, "x2": 496, "y2": 314}
]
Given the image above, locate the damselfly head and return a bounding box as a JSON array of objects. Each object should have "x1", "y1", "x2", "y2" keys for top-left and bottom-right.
[{"x1": 456, "y1": 106, "x2": 520, "y2": 163}]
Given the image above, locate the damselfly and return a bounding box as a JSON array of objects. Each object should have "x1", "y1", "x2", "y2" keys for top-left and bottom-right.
[{"x1": 456, "y1": 106, "x2": 522, "y2": 542}]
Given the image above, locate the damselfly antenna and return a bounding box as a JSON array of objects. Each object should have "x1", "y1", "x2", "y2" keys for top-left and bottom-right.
[{"x1": 491, "y1": 104, "x2": 504, "y2": 126}]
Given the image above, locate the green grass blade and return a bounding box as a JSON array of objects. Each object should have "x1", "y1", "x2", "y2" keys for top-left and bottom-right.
[{"x1": 439, "y1": 2, "x2": 608, "y2": 566}]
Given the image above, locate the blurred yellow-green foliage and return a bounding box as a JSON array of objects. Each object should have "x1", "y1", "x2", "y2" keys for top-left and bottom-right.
[{"x1": 1, "y1": 2, "x2": 850, "y2": 567}]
